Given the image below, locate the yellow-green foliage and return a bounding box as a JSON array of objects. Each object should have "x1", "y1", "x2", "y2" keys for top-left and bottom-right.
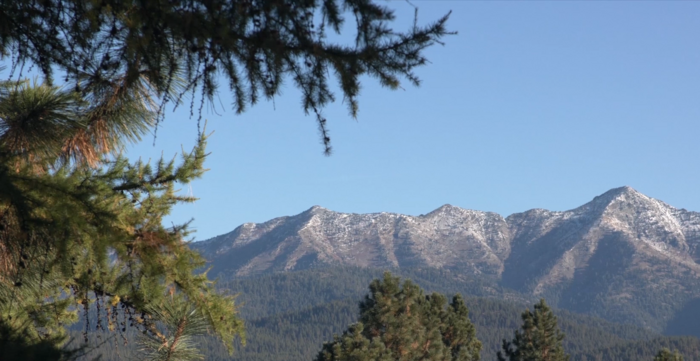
[{"x1": 0, "y1": 80, "x2": 243, "y2": 360}]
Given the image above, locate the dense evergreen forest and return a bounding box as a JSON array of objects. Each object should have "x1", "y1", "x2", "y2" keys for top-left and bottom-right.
[{"x1": 71, "y1": 267, "x2": 700, "y2": 361}]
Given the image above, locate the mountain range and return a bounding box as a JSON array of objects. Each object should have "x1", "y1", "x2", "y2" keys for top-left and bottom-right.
[{"x1": 191, "y1": 186, "x2": 700, "y2": 335}]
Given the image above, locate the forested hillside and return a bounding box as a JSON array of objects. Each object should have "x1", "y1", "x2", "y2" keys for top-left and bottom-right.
[
  {"x1": 73, "y1": 267, "x2": 700, "y2": 361},
  {"x1": 192, "y1": 187, "x2": 700, "y2": 337}
]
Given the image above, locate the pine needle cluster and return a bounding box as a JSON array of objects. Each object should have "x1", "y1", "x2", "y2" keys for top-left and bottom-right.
[{"x1": 136, "y1": 296, "x2": 211, "y2": 361}]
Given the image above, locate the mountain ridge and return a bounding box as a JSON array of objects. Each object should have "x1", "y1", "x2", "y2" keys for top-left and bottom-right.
[
  {"x1": 194, "y1": 185, "x2": 700, "y2": 277},
  {"x1": 191, "y1": 186, "x2": 700, "y2": 333}
]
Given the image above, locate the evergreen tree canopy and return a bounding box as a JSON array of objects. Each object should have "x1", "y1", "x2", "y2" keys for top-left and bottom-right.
[
  {"x1": 0, "y1": 80, "x2": 243, "y2": 360},
  {"x1": 0, "y1": 1, "x2": 452, "y2": 358},
  {"x1": 314, "y1": 272, "x2": 482, "y2": 361},
  {"x1": 1, "y1": 0, "x2": 452, "y2": 154},
  {"x1": 653, "y1": 348, "x2": 684, "y2": 361},
  {"x1": 498, "y1": 299, "x2": 570, "y2": 361}
]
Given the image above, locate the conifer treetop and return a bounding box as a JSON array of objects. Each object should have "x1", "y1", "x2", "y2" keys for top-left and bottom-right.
[
  {"x1": 315, "y1": 272, "x2": 481, "y2": 361},
  {"x1": 654, "y1": 348, "x2": 684, "y2": 361},
  {"x1": 498, "y1": 299, "x2": 570, "y2": 361}
]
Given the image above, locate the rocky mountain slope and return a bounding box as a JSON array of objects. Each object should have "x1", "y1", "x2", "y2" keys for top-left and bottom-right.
[
  {"x1": 192, "y1": 186, "x2": 700, "y2": 332},
  {"x1": 195, "y1": 204, "x2": 512, "y2": 277}
]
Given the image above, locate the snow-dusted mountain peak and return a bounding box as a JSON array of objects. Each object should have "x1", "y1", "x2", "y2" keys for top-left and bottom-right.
[
  {"x1": 587, "y1": 185, "x2": 647, "y2": 206},
  {"x1": 610, "y1": 185, "x2": 638, "y2": 195},
  {"x1": 426, "y1": 204, "x2": 466, "y2": 216},
  {"x1": 563, "y1": 186, "x2": 658, "y2": 219},
  {"x1": 305, "y1": 205, "x2": 331, "y2": 214},
  {"x1": 190, "y1": 187, "x2": 700, "y2": 336},
  {"x1": 193, "y1": 187, "x2": 700, "y2": 283}
]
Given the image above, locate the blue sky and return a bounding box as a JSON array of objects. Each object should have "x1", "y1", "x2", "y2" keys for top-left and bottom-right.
[{"x1": 127, "y1": 0, "x2": 700, "y2": 241}]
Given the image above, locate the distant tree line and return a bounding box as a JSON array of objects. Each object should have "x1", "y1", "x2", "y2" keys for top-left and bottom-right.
[{"x1": 69, "y1": 269, "x2": 699, "y2": 361}]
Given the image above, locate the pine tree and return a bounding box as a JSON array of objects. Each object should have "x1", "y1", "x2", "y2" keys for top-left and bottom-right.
[
  {"x1": 0, "y1": 80, "x2": 243, "y2": 360},
  {"x1": 1, "y1": 2, "x2": 452, "y2": 358},
  {"x1": 497, "y1": 299, "x2": 569, "y2": 361},
  {"x1": 314, "y1": 272, "x2": 482, "y2": 361},
  {"x1": 653, "y1": 348, "x2": 684, "y2": 361},
  {"x1": 1, "y1": 0, "x2": 453, "y2": 154}
]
